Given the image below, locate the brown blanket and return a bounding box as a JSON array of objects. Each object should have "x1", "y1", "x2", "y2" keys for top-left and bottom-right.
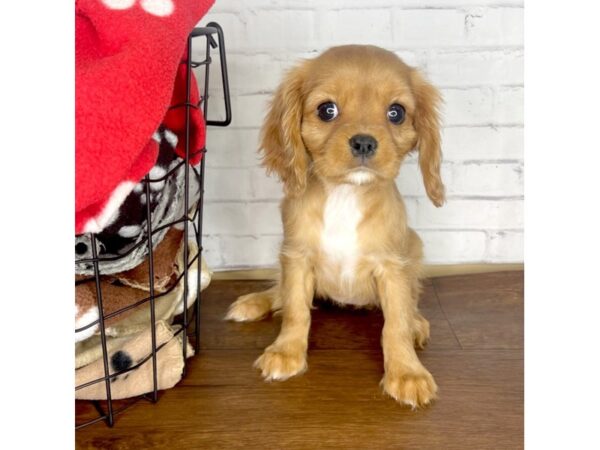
[
  {"x1": 75, "y1": 239, "x2": 208, "y2": 368},
  {"x1": 75, "y1": 228, "x2": 209, "y2": 344}
]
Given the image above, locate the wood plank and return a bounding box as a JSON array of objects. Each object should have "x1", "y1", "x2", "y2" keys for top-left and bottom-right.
[
  {"x1": 198, "y1": 280, "x2": 460, "y2": 351},
  {"x1": 76, "y1": 273, "x2": 523, "y2": 448},
  {"x1": 433, "y1": 271, "x2": 524, "y2": 350},
  {"x1": 76, "y1": 349, "x2": 523, "y2": 450}
]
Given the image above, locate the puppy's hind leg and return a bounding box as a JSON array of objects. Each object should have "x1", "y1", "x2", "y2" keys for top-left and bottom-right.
[
  {"x1": 413, "y1": 312, "x2": 430, "y2": 349},
  {"x1": 225, "y1": 285, "x2": 281, "y2": 322},
  {"x1": 411, "y1": 278, "x2": 430, "y2": 349}
]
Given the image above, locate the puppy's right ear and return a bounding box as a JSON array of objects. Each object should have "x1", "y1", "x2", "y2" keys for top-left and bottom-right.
[
  {"x1": 260, "y1": 63, "x2": 309, "y2": 196},
  {"x1": 410, "y1": 68, "x2": 445, "y2": 207}
]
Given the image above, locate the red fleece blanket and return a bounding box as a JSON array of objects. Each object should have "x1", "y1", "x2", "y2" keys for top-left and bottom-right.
[{"x1": 75, "y1": 0, "x2": 214, "y2": 234}]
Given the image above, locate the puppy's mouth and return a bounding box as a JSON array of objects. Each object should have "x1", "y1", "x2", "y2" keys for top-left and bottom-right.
[{"x1": 346, "y1": 168, "x2": 377, "y2": 185}]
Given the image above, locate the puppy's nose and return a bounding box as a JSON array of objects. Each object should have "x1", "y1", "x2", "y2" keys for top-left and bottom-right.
[{"x1": 349, "y1": 134, "x2": 378, "y2": 158}]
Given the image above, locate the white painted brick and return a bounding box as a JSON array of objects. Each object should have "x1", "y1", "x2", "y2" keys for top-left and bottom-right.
[
  {"x1": 231, "y1": 94, "x2": 270, "y2": 128},
  {"x1": 204, "y1": 168, "x2": 253, "y2": 201},
  {"x1": 442, "y1": 87, "x2": 524, "y2": 127},
  {"x1": 392, "y1": 9, "x2": 466, "y2": 47},
  {"x1": 199, "y1": 13, "x2": 246, "y2": 52},
  {"x1": 403, "y1": 196, "x2": 419, "y2": 226},
  {"x1": 192, "y1": 61, "x2": 229, "y2": 123},
  {"x1": 412, "y1": 199, "x2": 523, "y2": 230},
  {"x1": 493, "y1": 87, "x2": 523, "y2": 125},
  {"x1": 196, "y1": 2, "x2": 524, "y2": 269},
  {"x1": 204, "y1": 167, "x2": 285, "y2": 201},
  {"x1": 221, "y1": 54, "x2": 288, "y2": 95},
  {"x1": 205, "y1": 128, "x2": 262, "y2": 168},
  {"x1": 220, "y1": 235, "x2": 282, "y2": 268},
  {"x1": 419, "y1": 230, "x2": 487, "y2": 263},
  {"x1": 204, "y1": 202, "x2": 282, "y2": 235},
  {"x1": 393, "y1": 49, "x2": 422, "y2": 68},
  {"x1": 441, "y1": 87, "x2": 495, "y2": 126},
  {"x1": 425, "y1": 50, "x2": 523, "y2": 87},
  {"x1": 448, "y1": 162, "x2": 523, "y2": 196},
  {"x1": 319, "y1": 9, "x2": 392, "y2": 47},
  {"x1": 244, "y1": 10, "x2": 317, "y2": 51},
  {"x1": 208, "y1": 0, "x2": 298, "y2": 13},
  {"x1": 208, "y1": 0, "x2": 524, "y2": 13},
  {"x1": 336, "y1": 0, "x2": 524, "y2": 7},
  {"x1": 441, "y1": 126, "x2": 523, "y2": 161},
  {"x1": 199, "y1": 235, "x2": 223, "y2": 269},
  {"x1": 465, "y1": 7, "x2": 523, "y2": 47},
  {"x1": 250, "y1": 168, "x2": 283, "y2": 200},
  {"x1": 397, "y1": 162, "x2": 522, "y2": 197},
  {"x1": 485, "y1": 230, "x2": 523, "y2": 262},
  {"x1": 204, "y1": 87, "x2": 229, "y2": 123},
  {"x1": 396, "y1": 163, "x2": 428, "y2": 198}
]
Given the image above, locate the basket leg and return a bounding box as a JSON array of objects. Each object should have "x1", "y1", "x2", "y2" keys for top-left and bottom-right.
[{"x1": 90, "y1": 233, "x2": 115, "y2": 426}]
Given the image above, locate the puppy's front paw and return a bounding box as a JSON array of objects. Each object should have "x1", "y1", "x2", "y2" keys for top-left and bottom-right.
[
  {"x1": 381, "y1": 368, "x2": 438, "y2": 408},
  {"x1": 254, "y1": 345, "x2": 307, "y2": 381}
]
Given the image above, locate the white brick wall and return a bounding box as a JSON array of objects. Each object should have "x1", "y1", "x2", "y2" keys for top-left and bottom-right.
[{"x1": 197, "y1": 0, "x2": 524, "y2": 269}]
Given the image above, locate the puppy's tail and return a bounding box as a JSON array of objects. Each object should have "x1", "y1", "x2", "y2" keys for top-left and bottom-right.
[{"x1": 225, "y1": 285, "x2": 281, "y2": 322}]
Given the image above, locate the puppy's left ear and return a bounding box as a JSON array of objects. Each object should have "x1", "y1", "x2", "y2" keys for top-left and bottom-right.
[
  {"x1": 259, "y1": 63, "x2": 309, "y2": 196},
  {"x1": 411, "y1": 69, "x2": 445, "y2": 207}
]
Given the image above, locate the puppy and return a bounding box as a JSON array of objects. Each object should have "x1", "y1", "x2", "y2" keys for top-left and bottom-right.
[{"x1": 226, "y1": 45, "x2": 444, "y2": 408}]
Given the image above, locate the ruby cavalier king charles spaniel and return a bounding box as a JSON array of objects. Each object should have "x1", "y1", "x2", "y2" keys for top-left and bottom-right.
[{"x1": 227, "y1": 45, "x2": 445, "y2": 408}]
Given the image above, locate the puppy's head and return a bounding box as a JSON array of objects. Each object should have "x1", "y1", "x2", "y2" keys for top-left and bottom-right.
[{"x1": 260, "y1": 45, "x2": 445, "y2": 206}]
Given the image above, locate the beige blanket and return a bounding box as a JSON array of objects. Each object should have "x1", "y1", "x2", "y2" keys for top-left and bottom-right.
[{"x1": 76, "y1": 321, "x2": 194, "y2": 400}]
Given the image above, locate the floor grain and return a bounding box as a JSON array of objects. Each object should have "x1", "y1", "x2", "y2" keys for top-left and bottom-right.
[{"x1": 76, "y1": 271, "x2": 524, "y2": 450}]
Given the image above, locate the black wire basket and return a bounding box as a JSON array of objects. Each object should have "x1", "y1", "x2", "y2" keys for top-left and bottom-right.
[{"x1": 75, "y1": 23, "x2": 231, "y2": 429}]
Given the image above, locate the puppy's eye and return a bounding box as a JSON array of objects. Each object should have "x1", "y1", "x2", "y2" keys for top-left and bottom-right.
[
  {"x1": 317, "y1": 102, "x2": 339, "y2": 122},
  {"x1": 387, "y1": 104, "x2": 406, "y2": 124}
]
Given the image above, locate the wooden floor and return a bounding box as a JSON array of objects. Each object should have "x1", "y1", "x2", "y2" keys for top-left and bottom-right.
[{"x1": 76, "y1": 271, "x2": 523, "y2": 449}]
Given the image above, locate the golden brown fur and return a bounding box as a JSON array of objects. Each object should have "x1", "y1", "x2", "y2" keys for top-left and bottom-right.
[{"x1": 226, "y1": 45, "x2": 445, "y2": 408}]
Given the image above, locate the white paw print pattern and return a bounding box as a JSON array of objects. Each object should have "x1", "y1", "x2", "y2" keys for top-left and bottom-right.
[{"x1": 101, "y1": 0, "x2": 174, "y2": 17}]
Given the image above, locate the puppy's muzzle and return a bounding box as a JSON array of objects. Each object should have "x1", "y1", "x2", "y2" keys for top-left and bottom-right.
[{"x1": 349, "y1": 134, "x2": 378, "y2": 159}]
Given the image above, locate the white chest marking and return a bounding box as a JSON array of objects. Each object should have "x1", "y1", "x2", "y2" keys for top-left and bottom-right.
[{"x1": 321, "y1": 184, "x2": 362, "y2": 282}]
